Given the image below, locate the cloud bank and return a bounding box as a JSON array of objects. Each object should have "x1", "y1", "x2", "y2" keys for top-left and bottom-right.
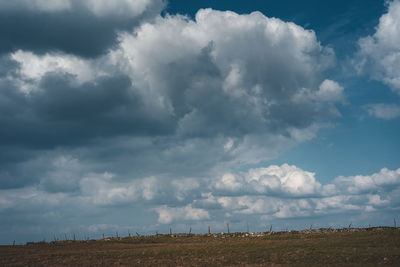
[{"x1": 1, "y1": 162, "x2": 399, "y2": 243}]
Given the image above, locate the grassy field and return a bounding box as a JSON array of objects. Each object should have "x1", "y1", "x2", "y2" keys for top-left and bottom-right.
[{"x1": 1, "y1": 228, "x2": 400, "y2": 266}]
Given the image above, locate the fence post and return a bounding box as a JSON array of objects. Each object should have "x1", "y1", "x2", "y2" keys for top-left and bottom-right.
[
  {"x1": 227, "y1": 223, "x2": 230, "y2": 234},
  {"x1": 208, "y1": 226, "x2": 211, "y2": 235}
]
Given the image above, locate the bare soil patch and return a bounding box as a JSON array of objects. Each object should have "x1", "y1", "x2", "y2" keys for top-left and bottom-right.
[{"x1": 1, "y1": 228, "x2": 399, "y2": 266}]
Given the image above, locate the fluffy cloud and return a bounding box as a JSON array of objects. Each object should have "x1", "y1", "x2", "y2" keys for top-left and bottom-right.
[
  {"x1": 355, "y1": 0, "x2": 400, "y2": 94},
  {"x1": 204, "y1": 165, "x2": 400, "y2": 220},
  {"x1": 10, "y1": 50, "x2": 97, "y2": 92},
  {"x1": 2, "y1": 163, "x2": 399, "y2": 240},
  {"x1": 105, "y1": 9, "x2": 341, "y2": 164},
  {"x1": 155, "y1": 205, "x2": 210, "y2": 224},
  {"x1": 332, "y1": 167, "x2": 400, "y2": 195},
  {"x1": 113, "y1": 9, "x2": 338, "y2": 131},
  {"x1": 213, "y1": 164, "x2": 322, "y2": 197},
  {"x1": 366, "y1": 103, "x2": 400, "y2": 120},
  {"x1": 316, "y1": 79, "x2": 345, "y2": 103}
]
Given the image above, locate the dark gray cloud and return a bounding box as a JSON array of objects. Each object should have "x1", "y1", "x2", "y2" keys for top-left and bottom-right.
[
  {"x1": 0, "y1": 0, "x2": 165, "y2": 57},
  {"x1": 0, "y1": 73, "x2": 174, "y2": 150}
]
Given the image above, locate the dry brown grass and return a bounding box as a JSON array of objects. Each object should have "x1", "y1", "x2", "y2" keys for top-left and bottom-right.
[{"x1": 1, "y1": 228, "x2": 400, "y2": 266}]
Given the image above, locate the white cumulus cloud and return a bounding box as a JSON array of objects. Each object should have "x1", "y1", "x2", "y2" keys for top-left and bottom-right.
[
  {"x1": 10, "y1": 50, "x2": 98, "y2": 93},
  {"x1": 155, "y1": 205, "x2": 210, "y2": 224},
  {"x1": 355, "y1": 0, "x2": 400, "y2": 94},
  {"x1": 366, "y1": 103, "x2": 400, "y2": 120},
  {"x1": 213, "y1": 164, "x2": 322, "y2": 196}
]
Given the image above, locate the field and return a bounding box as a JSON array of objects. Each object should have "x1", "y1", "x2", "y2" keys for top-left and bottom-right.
[{"x1": 1, "y1": 228, "x2": 400, "y2": 266}]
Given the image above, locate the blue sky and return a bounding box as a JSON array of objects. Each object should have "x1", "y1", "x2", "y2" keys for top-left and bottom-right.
[{"x1": 0, "y1": 0, "x2": 399, "y2": 244}]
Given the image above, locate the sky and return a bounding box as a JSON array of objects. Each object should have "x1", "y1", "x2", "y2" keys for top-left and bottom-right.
[{"x1": 0, "y1": 0, "x2": 399, "y2": 244}]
